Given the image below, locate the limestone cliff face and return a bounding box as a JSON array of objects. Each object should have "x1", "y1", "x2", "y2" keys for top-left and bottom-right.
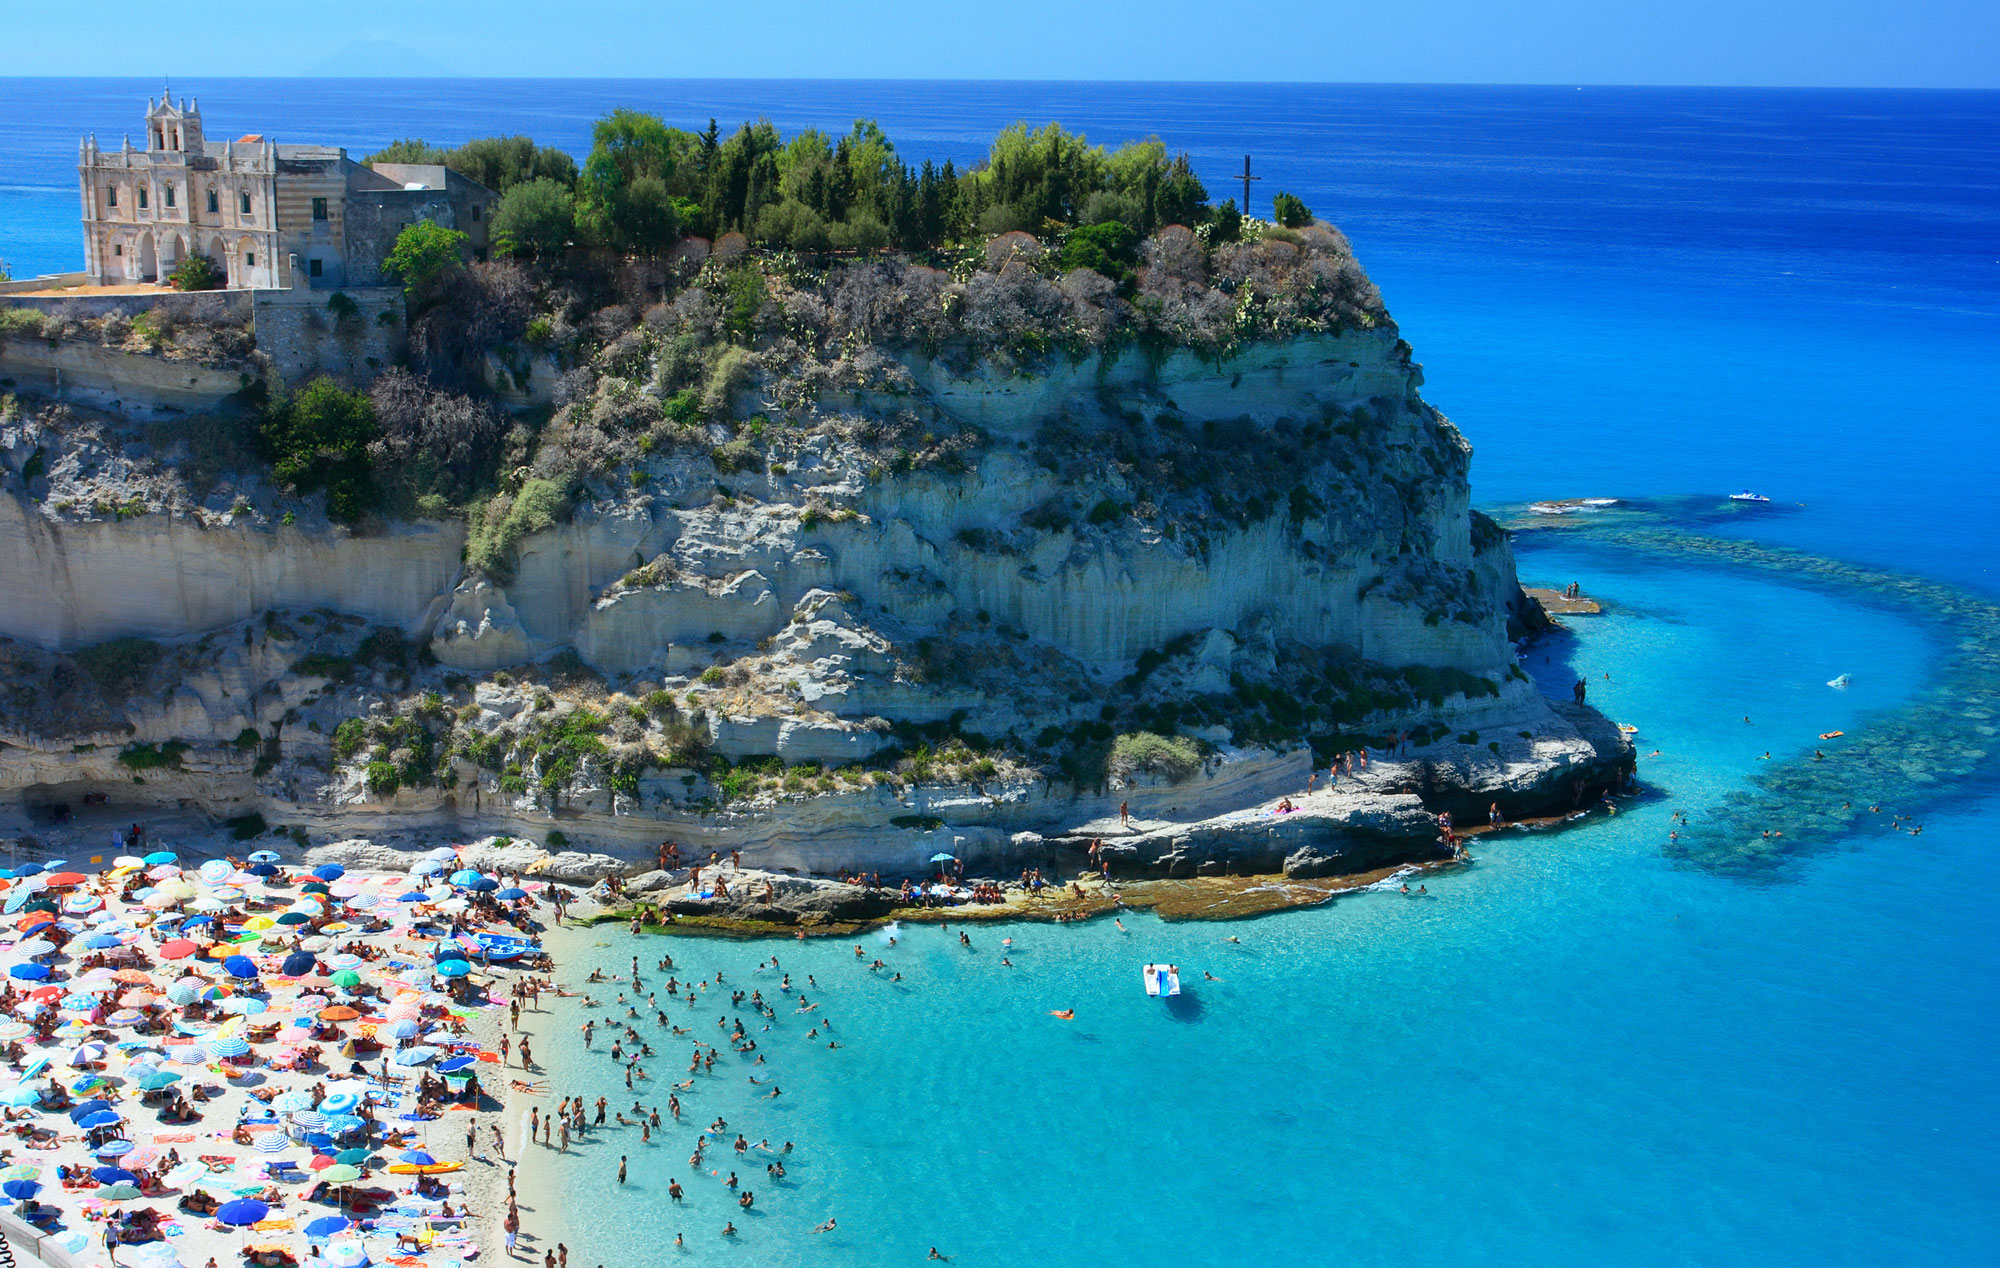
[
  {"x1": 0, "y1": 323, "x2": 1631, "y2": 875},
  {"x1": 434, "y1": 327, "x2": 1506, "y2": 683}
]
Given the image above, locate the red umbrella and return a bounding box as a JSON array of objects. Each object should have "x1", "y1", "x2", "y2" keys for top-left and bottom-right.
[
  {"x1": 44, "y1": 872, "x2": 86, "y2": 888},
  {"x1": 27, "y1": 985, "x2": 63, "y2": 1002},
  {"x1": 160, "y1": 940, "x2": 198, "y2": 960}
]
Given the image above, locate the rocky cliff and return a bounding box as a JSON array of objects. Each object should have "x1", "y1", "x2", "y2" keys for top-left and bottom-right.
[{"x1": 0, "y1": 229, "x2": 1628, "y2": 879}]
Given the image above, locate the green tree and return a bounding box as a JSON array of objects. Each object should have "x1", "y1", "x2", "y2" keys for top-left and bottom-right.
[
  {"x1": 363, "y1": 138, "x2": 448, "y2": 166},
  {"x1": 381, "y1": 220, "x2": 468, "y2": 302},
  {"x1": 447, "y1": 136, "x2": 580, "y2": 192},
  {"x1": 258, "y1": 377, "x2": 380, "y2": 523},
  {"x1": 1207, "y1": 198, "x2": 1242, "y2": 245},
  {"x1": 490, "y1": 178, "x2": 576, "y2": 258},
  {"x1": 1059, "y1": 221, "x2": 1138, "y2": 282},
  {"x1": 166, "y1": 253, "x2": 224, "y2": 291},
  {"x1": 577, "y1": 109, "x2": 699, "y2": 250},
  {"x1": 1271, "y1": 191, "x2": 1313, "y2": 228}
]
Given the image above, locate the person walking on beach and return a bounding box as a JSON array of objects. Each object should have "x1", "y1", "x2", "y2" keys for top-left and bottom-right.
[
  {"x1": 1119, "y1": 800, "x2": 1129, "y2": 828},
  {"x1": 503, "y1": 1209, "x2": 520, "y2": 1257}
]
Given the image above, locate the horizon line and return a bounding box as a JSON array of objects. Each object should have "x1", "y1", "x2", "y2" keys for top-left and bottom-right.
[{"x1": 2, "y1": 75, "x2": 1997, "y2": 93}]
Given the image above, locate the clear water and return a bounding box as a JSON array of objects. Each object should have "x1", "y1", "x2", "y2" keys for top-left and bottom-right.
[{"x1": 3, "y1": 82, "x2": 1998, "y2": 1266}]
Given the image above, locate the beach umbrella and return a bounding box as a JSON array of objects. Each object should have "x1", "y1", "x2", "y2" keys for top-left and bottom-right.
[
  {"x1": 322, "y1": 1242, "x2": 368, "y2": 1268},
  {"x1": 311, "y1": 865, "x2": 345, "y2": 882},
  {"x1": 220, "y1": 996, "x2": 269, "y2": 1015},
  {"x1": 12, "y1": 938, "x2": 55, "y2": 958},
  {"x1": 71, "y1": 1073, "x2": 111, "y2": 1094},
  {"x1": 144, "y1": 866, "x2": 181, "y2": 882},
  {"x1": 61, "y1": 895, "x2": 102, "y2": 915},
  {"x1": 215, "y1": 1198, "x2": 269, "y2": 1226},
  {"x1": 433, "y1": 960, "x2": 470, "y2": 979},
  {"x1": 389, "y1": 1046, "x2": 436, "y2": 1066},
  {"x1": 253, "y1": 1132, "x2": 289, "y2": 1154},
  {"x1": 81, "y1": 933, "x2": 121, "y2": 949},
  {"x1": 7, "y1": 964, "x2": 47, "y2": 981},
  {"x1": 319, "y1": 1005, "x2": 359, "y2": 1021},
  {"x1": 143, "y1": 852, "x2": 177, "y2": 866},
  {"x1": 137, "y1": 1071, "x2": 181, "y2": 1090},
  {"x1": 96, "y1": 1182, "x2": 142, "y2": 1201},
  {"x1": 0, "y1": 1023, "x2": 29, "y2": 1041},
  {"x1": 248, "y1": 863, "x2": 280, "y2": 878},
  {"x1": 94, "y1": 1139, "x2": 133, "y2": 1158},
  {"x1": 67, "y1": 1101, "x2": 112, "y2": 1124},
  {"x1": 334, "y1": 1147, "x2": 370, "y2": 1165},
  {"x1": 281, "y1": 950, "x2": 317, "y2": 976},
  {"x1": 197, "y1": 860, "x2": 232, "y2": 883},
  {"x1": 494, "y1": 887, "x2": 528, "y2": 901},
  {"x1": 68, "y1": 1041, "x2": 108, "y2": 1065},
  {"x1": 158, "y1": 938, "x2": 199, "y2": 960},
  {"x1": 324, "y1": 1114, "x2": 365, "y2": 1135},
  {"x1": 247, "y1": 850, "x2": 281, "y2": 864},
  {"x1": 329, "y1": 970, "x2": 364, "y2": 990},
  {"x1": 399, "y1": 1149, "x2": 437, "y2": 1166},
  {"x1": 436, "y1": 1056, "x2": 475, "y2": 1074},
  {"x1": 318, "y1": 1090, "x2": 363, "y2": 1114},
  {"x1": 325, "y1": 953, "x2": 363, "y2": 971},
  {"x1": 412, "y1": 859, "x2": 447, "y2": 877},
  {"x1": 448, "y1": 869, "x2": 483, "y2": 887},
  {"x1": 384, "y1": 1018, "x2": 419, "y2": 1040},
  {"x1": 0, "y1": 1164, "x2": 40, "y2": 1181},
  {"x1": 2, "y1": 1179, "x2": 40, "y2": 1202},
  {"x1": 7, "y1": 864, "x2": 39, "y2": 877},
  {"x1": 318, "y1": 1164, "x2": 361, "y2": 1184},
  {"x1": 91, "y1": 1166, "x2": 137, "y2": 1185},
  {"x1": 304, "y1": 1215, "x2": 351, "y2": 1238},
  {"x1": 222, "y1": 955, "x2": 259, "y2": 979},
  {"x1": 118, "y1": 989, "x2": 158, "y2": 1007},
  {"x1": 288, "y1": 1110, "x2": 327, "y2": 1132},
  {"x1": 464, "y1": 875, "x2": 499, "y2": 892},
  {"x1": 274, "y1": 912, "x2": 311, "y2": 927},
  {"x1": 206, "y1": 1035, "x2": 250, "y2": 1060},
  {"x1": 78, "y1": 1110, "x2": 122, "y2": 1129},
  {"x1": 105, "y1": 1009, "x2": 144, "y2": 1027},
  {"x1": 271, "y1": 1090, "x2": 314, "y2": 1113}
]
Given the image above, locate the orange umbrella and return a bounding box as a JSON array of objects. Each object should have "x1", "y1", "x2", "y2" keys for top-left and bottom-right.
[
  {"x1": 111, "y1": 970, "x2": 152, "y2": 985},
  {"x1": 159, "y1": 940, "x2": 198, "y2": 960},
  {"x1": 319, "y1": 1006, "x2": 359, "y2": 1021},
  {"x1": 14, "y1": 914, "x2": 54, "y2": 932}
]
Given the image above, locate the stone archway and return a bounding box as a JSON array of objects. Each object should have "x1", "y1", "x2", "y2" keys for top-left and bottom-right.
[
  {"x1": 136, "y1": 231, "x2": 157, "y2": 282},
  {"x1": 204, "y1": 235, "x2": 228, "y2": 285}
]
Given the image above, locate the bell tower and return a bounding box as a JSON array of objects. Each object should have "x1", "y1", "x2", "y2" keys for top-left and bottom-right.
[{"x1": 145, "y1": 88, "x2": 202, "y2": 156}]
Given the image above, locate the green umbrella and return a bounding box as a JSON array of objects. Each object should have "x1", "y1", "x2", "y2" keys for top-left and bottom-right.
[
  {"x1": 137, "y1": 1072, "x2": 181, "y2": 1090},
  {"x1": 334, "y1": 1148, "x2": 370, "y2": 1165},
  {"x1": 329, "y1": 970, "x2": 363, "y2": 989},
  {"x1": 96, "y1": 1182, "x2": 141, "y2": 1201},
  {"x1": 318, "y1": 1164, "x2": 361, "y2": 1184}
]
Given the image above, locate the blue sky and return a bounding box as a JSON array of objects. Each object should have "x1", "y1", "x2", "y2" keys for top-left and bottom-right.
[{"x1": 9, "y1": 0, "x2": 1997, "y2": 86}]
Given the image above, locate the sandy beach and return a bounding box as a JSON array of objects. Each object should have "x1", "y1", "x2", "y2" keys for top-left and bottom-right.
[{"x1": 0, "y1": 842, "x2": 551, "y2": 1268}]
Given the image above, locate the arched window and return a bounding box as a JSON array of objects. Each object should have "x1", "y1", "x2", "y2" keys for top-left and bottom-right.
[
  {"x1": 138, "y1": 186, "x2": 148, "y2": 210},
  {"x1": 240, "y1": 191, "x2": 252, "y2": 217},
  {"x1": 164, "y1": 184, "x2": 176, "y2": 209},
  {"x1": 107, "y1": 186, "x2": 118, "y2": 208},
  {"x1": 207, "y1": 188, "x2": 219, "y2": 214}
]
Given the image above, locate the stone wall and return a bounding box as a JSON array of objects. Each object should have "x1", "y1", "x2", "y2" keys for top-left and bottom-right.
[
  {"x1": 0, "y1": 288, "x2": 253, "y2": 321},
  {"x1": 251, "y1": 285, "x2": 405, "y2": 385}
]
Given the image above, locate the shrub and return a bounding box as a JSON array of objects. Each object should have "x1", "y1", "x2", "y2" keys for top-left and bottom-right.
[
  {"x1": 258, "y1": 377, "x2": 380, "y2": 523},
  {"x1": 0, "y1": 307, "x2": 44, "y2": 339},
  {"x1": 545, "y1": 829, "x2": 570, "y2": 848},
  {"x1": 464, "y1": 477, "x2": 570, "y2": 580},
  {"x1": 1059, "y1": 221, "x2": 1138, "y2": 283},
  {"x1": 331, "y1": 718, "x2": 369, "y2": 761},
  {"x1": 117, "y1": 741, "x2": 189, "y2": 772},
  {"x1": 166, "y1": 254, "x2": 224, "y2": 291},
  {"x1": 699, "y1": 667, "x2": 726, "y2": 686},
  {"x1": 1271, "y1": 192, "x2": 1313, "y2": 228},
  {"x1": 75, "y1": 637, "x2": 163, "y2": 697},
  {"x1": 1108, "y1": 731, "x2": 1203, "y2": 783},
  {"x1": 711, "y1": 438, "x2": 761, "y2": 474},
  {"x1": 365, "y1": 760, "x2": 401, "y2": 796}
]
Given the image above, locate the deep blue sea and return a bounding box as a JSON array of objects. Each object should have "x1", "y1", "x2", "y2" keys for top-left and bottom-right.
[{"x1": 4, "y1": 81, "x2": 1999, "y2": 1266}]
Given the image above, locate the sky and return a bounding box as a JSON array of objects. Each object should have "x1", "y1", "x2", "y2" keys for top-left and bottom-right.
[{"x1": 5, "y1": 0, "x2": 1997, "y2": 87}]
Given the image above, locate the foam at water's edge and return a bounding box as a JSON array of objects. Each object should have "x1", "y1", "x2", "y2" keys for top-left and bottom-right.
[{"x1": 1508, "y1": 502, "x2": 2000, "y2": 876}]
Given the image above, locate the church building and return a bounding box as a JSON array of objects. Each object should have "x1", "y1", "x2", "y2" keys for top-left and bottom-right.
[{"x1": 78, "y1": 91, "x2": 495, "y2": 290}]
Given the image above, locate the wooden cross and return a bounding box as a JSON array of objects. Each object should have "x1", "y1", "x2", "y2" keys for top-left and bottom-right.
[{"x1": 1239, "y1": 155, "x2": 1261, "y2": 218}]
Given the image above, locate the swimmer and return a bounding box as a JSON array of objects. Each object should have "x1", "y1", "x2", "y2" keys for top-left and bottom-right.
[
  {"x1": 814, "y1": 1218, "x2": 837, "y2": 1234},
  {"x1": 1203, "y1": 971, "x2": 1220, "y2": 981},
  {"x1": 1048, "y1": 1009, "x2": 1074, "y2": 1020}
]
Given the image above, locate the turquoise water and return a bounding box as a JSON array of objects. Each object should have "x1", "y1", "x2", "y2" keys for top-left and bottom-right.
[
  {"x1": 520, "y1": 552, "x2": 1994, "y2": 1268},
  {"x1": 3, "y1": 82, "x2": 1998, "y2": 1264}
]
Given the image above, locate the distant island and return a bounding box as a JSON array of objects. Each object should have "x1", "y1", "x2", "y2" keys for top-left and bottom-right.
[{"x1": 0, "y1": 96, "x2": 1630, "y2": 922}]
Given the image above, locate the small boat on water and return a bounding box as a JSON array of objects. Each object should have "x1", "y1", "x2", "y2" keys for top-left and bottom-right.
[
  {"x1": 1529, "y1": 502, "x2": 1580, "y2": 515},
  {"x1": 1142, "y1": 964, "x2": 1181, "y2": 997},
  {"x1": 1617, "y1": 723, "x2": 1639, "y2": 735},
  {"x1": 1827, "y1": 673, "x2": 1852, "y2": 689},
  {"x1": 1729, "y1": 491, "x2": 1771, "y2": 503}
]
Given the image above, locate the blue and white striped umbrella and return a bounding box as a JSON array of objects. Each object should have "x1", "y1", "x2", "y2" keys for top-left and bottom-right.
[
  {"x1": 271, "y1": 1090, "x2": 314, "y2": 1113},
  {"x1": 254, "y1": 1132, "x2": 289, "y2": 1154},
  {"x1": 205, "y1": 1036, "x2": 250, "y2": 1060},
  {"x1": 288, "y1": 1110, "x2": 327, "y2": 1132}
]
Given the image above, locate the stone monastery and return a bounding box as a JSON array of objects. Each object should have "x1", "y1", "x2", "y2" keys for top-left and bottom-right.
[{"x1": 77, "y1": 89, "x2": 495, "y2": 290}]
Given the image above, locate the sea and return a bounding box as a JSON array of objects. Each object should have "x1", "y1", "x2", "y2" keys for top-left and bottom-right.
[{"x1": 3, "y1": 80, "x2": 1999, "y2": 1266}]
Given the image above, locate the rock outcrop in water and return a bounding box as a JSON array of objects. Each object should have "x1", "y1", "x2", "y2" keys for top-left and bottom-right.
[{"x1": 0, "y1": 223, "x2": 1630, "y2": 880}]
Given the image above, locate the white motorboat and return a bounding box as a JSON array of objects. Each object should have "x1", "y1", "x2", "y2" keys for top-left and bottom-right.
[
  {"x1": 1728, "y1": 491, "x2": 1771, "y2": 503},
  {"x1": 1142, "y1": 964, "x2": 1181, "y2": 997}
]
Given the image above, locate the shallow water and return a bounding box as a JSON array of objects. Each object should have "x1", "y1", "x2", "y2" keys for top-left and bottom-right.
[{"x1": 513, "y1": 543, "x2": 1995, "y2": 1268}]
